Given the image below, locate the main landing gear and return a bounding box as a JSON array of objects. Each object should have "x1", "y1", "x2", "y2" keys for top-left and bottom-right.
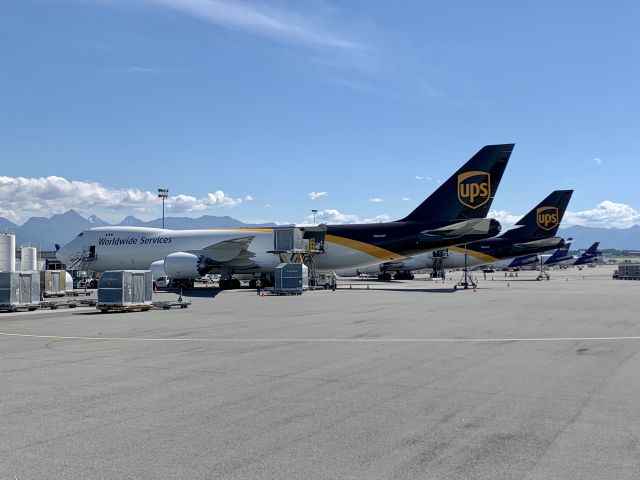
[
  {"x1": 393, "y1": 271, "x2": 414, "y2": 280},
  {"x1": 248, "y1": 276, "x2": 273, "y2": 289},
  {"x1": 218, "y1": 278, "x2": 241, "y2": 290},
  {"x1": 378, "y1": 271, "x2": 414, "y2": 281}
]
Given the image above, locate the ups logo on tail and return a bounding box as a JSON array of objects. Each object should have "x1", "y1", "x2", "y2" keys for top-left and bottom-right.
[
  {"x1": 457, "y1": 171, "x2": 491, "y2": 209},
  {"x1": 536, "y1": 206, "x2": 559, "y2": 230}
]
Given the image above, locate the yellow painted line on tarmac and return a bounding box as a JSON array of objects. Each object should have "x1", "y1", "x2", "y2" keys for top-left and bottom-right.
[{"x1": 2, "y1": 332, "x2": 640, "y2": 343}]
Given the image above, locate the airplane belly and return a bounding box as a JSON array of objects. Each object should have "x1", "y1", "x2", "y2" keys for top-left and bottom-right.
[
  {"x1": 315, "y1": 242, "x2": 386, "y2": 271},
  {"x1": 443, "y1": 251, "x2": 484, "y2": 269}
]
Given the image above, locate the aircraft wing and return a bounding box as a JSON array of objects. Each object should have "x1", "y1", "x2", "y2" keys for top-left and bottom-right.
[{"x1": 202, "y1": 236, "x2": 255, "y2": 262}]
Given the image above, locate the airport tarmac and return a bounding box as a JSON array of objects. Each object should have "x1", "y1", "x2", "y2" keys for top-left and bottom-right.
[{"x1": 1, "y1": 265, "x2": 639, "y2": 479}]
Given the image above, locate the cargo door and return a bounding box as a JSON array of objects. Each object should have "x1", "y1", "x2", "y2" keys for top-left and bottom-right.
[
  {"x1": 51, "y1": 272, "x2": 60, "y2": 293},
  {"x1": 19, "y1": 274, "x2": 31, "y2": 303},
  {"x1": 132, "y1": 274, "x2": 144, "y2": 303}
]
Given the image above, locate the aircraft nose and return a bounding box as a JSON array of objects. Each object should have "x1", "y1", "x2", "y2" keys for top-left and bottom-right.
[{"x1": 56, "y1": 243, "x2": 71, "y2": 265}]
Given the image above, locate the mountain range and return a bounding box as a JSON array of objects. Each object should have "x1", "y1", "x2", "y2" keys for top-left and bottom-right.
[
  {"x1": 0, "y1": 210, "x2": 276, "y2": 250},
  {"x1": 1, "y1": 210, "x2": 639, "y2": 251}
]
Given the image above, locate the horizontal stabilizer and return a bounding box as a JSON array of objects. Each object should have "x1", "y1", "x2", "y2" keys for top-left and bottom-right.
[
  {"x1": 420, "y1": 218, "x2": 501, "y2": 243},
  {"x1": 511, "y1": 236, "x2": 564, "y2": 252}
]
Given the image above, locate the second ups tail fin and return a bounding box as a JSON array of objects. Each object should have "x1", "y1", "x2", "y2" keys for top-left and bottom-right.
[
  {"x1": 400, "y1": 144, "x2": 513, "y2": 222},
  {"x1": 500, "y1": 190, "x2": 573, "y2": 239}
]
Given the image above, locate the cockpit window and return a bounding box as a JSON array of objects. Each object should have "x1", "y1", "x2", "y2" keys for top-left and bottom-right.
[{"x1": 78, "y1": 233, "x2": 83, "y2": 237}]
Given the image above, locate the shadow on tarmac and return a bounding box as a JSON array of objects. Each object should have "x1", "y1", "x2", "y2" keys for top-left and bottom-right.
[
  {"x1": 175, "y1": 289, "x2": 222, "y2": 299},
  {"x1": 341, "y1": 287, "x2": 458, "y2": 294}
]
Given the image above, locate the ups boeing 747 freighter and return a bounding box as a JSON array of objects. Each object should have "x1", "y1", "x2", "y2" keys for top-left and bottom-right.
[{"x1": 57, "y1": 144, "x2": 513, "y2": 288}]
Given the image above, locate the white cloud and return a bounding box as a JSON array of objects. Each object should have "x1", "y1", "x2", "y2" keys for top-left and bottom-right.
[
  {"x1": 129, "y1": 0, "x2": 364, "y2": 51},
  {"x1": 0, "y1": 176, "x2": 249, "y2": 223},
  {"x1": 563, "y1": 201, "x2": 640, "y2": 228},
  {"x1": 308, "y1": 209, "x2": 359, "y2": 224},
  {"x1": 401, "y1": 197, "x2": 410, "y2": 201},
  {"x1": 369, "y1": 197, "x2": 383, "y2": 203},
  {"x1": 244, "y1": 195, "x2": 254, "y2": 201},
  {"x1": 303, "y1": 209, "x2": 390, "y2": 225},
  {"x1": 415, "y1": 176, "x2": 432, "y2": 181},
  {"x1": 308, "y1": 191, "x2": 329, "y2": 200},
  {"x1": 103, "y1": 66, "x2": 158, "y2": 74},
  {"x1": 594, "y1": 157, "x2": 603, "y2": 165},
  {"x1": 490, "y1": 201, "x2": 640, "y2": 230},
  {"x1": 363, "y1": 213, "x2": 391, "y2": 223},
  {"x1": 488, "y1": 210, "x2": 522, "y2": 230}
]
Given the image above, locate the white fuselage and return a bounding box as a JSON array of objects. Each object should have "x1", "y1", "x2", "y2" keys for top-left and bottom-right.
[
  {"x1": 57, "y1": 226, "x2": 406, "y2": 275},
  {"x1": 335, "y1": 248, "x2": 495, "y2": 276}
]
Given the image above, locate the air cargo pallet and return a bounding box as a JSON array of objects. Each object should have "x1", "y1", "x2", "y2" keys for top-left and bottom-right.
[
  {"x1": 66, "y1": 290, "x2": 93, "y2": 297},
  {"x1": 97, "y1": 304, "x2": 153, "y2": 313},
  {"x1": 0, "y1": 304, "x2": 39, "y2": 313},
  {"x1": 43, "y1": 292, "x2": 66, "y2": 298},
  {"x1": 263, "y1": 289, "x2": 304, "y2": 296},
  {"x1": 152, "y1": 300, "x2": 191, "y2": 310},
  {"x1": 40, "y1": 300, "x2": 79, "y2": 310}
]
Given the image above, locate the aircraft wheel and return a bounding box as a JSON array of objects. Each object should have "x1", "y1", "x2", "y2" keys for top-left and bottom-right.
[{"x1": 231, "y1": 278, "x2": 241, "y2": 289}]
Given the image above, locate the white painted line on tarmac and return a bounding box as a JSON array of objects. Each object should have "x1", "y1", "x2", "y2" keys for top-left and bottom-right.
[{"x1": 2, "y1": 332, "x2": 640, "y2": 343}]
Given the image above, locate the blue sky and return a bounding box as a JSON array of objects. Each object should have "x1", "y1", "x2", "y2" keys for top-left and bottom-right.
[{"x1": 1, "y1": 0, "x2": 639, "y2": 228}]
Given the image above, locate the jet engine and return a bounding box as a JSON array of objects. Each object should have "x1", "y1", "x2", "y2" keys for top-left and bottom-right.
[{"x1": 163, "y1": 252, "x2": 205, "y2": 279}]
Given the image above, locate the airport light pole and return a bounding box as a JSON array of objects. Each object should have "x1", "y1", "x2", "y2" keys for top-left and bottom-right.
[
  {"x1": 311, "y1": 209, "x2": 318, "y2": 225},
  {"x1": 158, "y1": 188, "x2": 169, "y2": 229}
]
